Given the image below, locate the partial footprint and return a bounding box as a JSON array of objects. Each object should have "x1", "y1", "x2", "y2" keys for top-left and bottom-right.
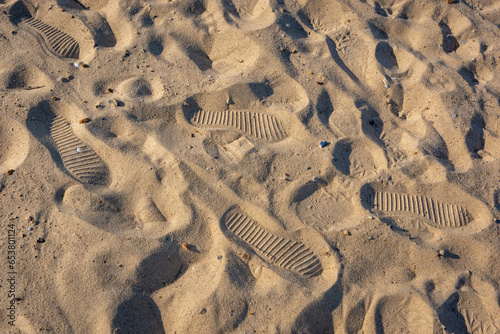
[
  {"x1": 368, "y1": 293, "x2": 438, "y2": 333},
  {"x1": 189, "y1": 109, "x2": 287, "y2": 142},
  {"x1": 221, "y1": 206, "x2": 322, "y2": 277},
  {"x1": 59, "y1": 184, "x2": 135, "y2": 231},
  {"x1": 438, "y1": 276, "x2": 500, "y2": 333},
  {"x1": 361, "y1": 179, "x2": 493, "y2": 233},
  {"x1": 294, "y1": 179, "x2": 362, "y2": 233},
  {"x1": 221, "y1": 0, "x2": 276, "y2": 31}
]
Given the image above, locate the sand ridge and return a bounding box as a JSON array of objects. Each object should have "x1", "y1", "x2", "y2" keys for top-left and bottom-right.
[{"x1": 1, "y1": 0, "x2": 500, "y2": 333}]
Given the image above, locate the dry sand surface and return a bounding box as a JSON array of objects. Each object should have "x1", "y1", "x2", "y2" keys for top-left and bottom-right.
[{"x1": 1, "y1": 0, "x2": 500, "y2": 333}]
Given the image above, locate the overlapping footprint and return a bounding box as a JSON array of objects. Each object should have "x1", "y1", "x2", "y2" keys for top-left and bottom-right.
[{"x1": 178, "y1": 160, "x2": 339, "y2": 283}]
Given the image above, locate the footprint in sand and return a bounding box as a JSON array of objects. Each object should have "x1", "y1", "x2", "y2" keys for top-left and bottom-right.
[
  {"x1": 361, "y1": 177, "x2": 493, "y2": 233},
  {"x1": 8, "y1": 0, "x2": 115, "y2": 60},
  {"x1": 190, "y1": 109, "x2": 288, "y2": 142},
  {"x1": 222, "y1": 206, "x2": 323, "y2": 277},
  {"x1": 438, "y1": 276, "x2": 500, "y2": 334},
  {"x1": 26, "y1": 101, "x2": 110, "y2": 186},
  {"x1": 370, "y1": 292, "x2": 439, "y2": 333},
  {"x1": 9, "y1": 1, "x2": 80, "y2": 59}
]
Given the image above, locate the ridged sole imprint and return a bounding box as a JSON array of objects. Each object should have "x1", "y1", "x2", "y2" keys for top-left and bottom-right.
[
  {"x1": 50, "y1": 116, "x2": 108, "y2": 185},
  {"x1": 21, "y1": 18, "x2": 80, "y2": 59},
  {"x1": 224, "y1": 208, "x2": 322, "y2": 277},
  {"x1": 372, "y1": 192, "x2": 470, "y2": 227},
  {"x1": 191, "y1": 110, "x2": 287, "y2": 142}
]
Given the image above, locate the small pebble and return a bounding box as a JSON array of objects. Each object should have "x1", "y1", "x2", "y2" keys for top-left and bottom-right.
[
  {"x1": 36, "y1": 238, "x2": 46, "y2": 243},
  {"x1": 76, "y1": 148, "x2": 82, "y2": 153},
  {"x1": 343, "y1": 230, "x2": 350, "y2": 236},
  {"x1": 320, "y1": 141, "x2": 329, "y2": 148},
  {"x1": 79, "y1": 117, "x2": 89, "y2": 124},
  {"x1": 74, "y1": 62, "x2": 80, "y2": 68},
  {"x1": 26, "y1": 215, "x2": 33, "y2": 221},
  {"x1": 438, "y1": 249, "x2": 447, "y2": 256},
  {"x1": 217, "y1": 255, "x2": 222, "y2": 260},
  {"x1": 6, "y1": 169, "x2": 14, "y2": 175},
  {"x1": 181, "y1": 243, "x2": 190, "y2": 251},
  {"x1": 285, "y1": 23, "x2": 291, "y2": 28},
  {"x1": 28, "y1": 227, "x2": 34, "y2": 231}
]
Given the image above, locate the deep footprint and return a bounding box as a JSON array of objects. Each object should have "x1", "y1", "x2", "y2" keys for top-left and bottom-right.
[
  {"x1": 50, "y1": 115, "x2": 109, "y2": 185},
  {"x1": 372, "y1": 191, "x2": 470, "y2": 227},
  {"x1": 190, "y1": 110, "x2": 287, "y2": 142},
  {"x1": 222, "y1": 207, "x2": 322, "y2": 277}
]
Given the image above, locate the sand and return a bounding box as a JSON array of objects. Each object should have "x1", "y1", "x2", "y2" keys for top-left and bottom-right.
[{"x1": 0, "y1": 0, "x2": 500, "y2": 333}]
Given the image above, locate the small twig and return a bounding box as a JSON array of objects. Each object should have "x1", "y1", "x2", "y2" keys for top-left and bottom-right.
[{"x1": 23, "y1": 85, "x2": 45, "y2": 90}]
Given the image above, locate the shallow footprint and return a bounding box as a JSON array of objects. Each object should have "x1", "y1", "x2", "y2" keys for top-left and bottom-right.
[
  {"x1": 59, "y1": 184, "x2": 136, "y2": 232},
  {"x1": 368, "y1": 292, "x2": 438, "y2": 333}
]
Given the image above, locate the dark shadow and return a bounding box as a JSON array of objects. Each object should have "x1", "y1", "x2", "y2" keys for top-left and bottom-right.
[
  {"x1": 249, "y1": 82, "x2": 274, "y2": 100},
  {"x1": 316, "y1": 90, "x2": 335, "y2": 126},
  {"x1": 465, "y1": 113, "x2": 485, "y2": 157},
  {"x1": 325, "y1": 36, "x2": 360, "y2": 83},
  {"x1": 494, "y1": 189, "x2": 500, "y2": 211},
  {"x1": 437, "y1": 293, "x2": 468, "y2": 333},
  {"x1": 424, "y1": 280, "x2": 435, "y2": 294},
  {"x1": 345, "y1": 300, "x2": 366, "y2": 334},
  {"x1": 368, "y1": 22, "x2": 388, "y2": 39},
  {"x1": 57, "y1": 0, "x2": 88, "y2": 10},
  {"x1": 375, "y1": 42, "x2": 398, "y2": 69},
  {"x1": 332, "y1": 140, "x2": 352, "y2": 175},
  {"x1": 141, "y1": 13, "x2": 154, "y2": 27},
  {"x1": 112, "y1": 295, "x2": 166, "y2": 334},
  {"x1": 374, "y1": 2, "x2": 388, "y2": 17},
  {"x1": 8, "y1": 0, "x2": 33, "y2": 25},
  {"x1": 381, "y1": 218, "x2": 409, "y2": 234},
  {"x1": 185, "y1": 0, "x2": 206, "y2": 15},
  {"x1": 181, "y1": 97, "x2": 202, "y2": 122},
  {"x1": 442, "y1": 250, "x2": 460, "y2": 259},
  {"x1": 458, "y1": 67, "x2": 478, "y2": 88},
  {"x1": 291, "y1": 280, "x2": 343, "y2": 333},
  {"x1": 112, "y1": 240, "x2": 187, "y2": 333},
  {"x1": 148, "y1": 38, "x2": 164, "y2": 56},
  {"x1": 186, "y1": 45, "x2": 212, "y2": 71},
  {"x1": 297, "y1": 9, "x2": 313, "y2": 30},
  {"x1": 360, "y1": 183, "x2": 376, "y2": 210},
  {"x1": 279, "y1": 14, "x2": 308, "y2": 39},
  {"x1": 291, "y1": 182, "x2": 322, "y2": 203},
  {"x1": 439, "y1": 21, "x2": 459, "y2": 53},
  {"x1": 26, "y1": 101, "x2": 63, "y2": 170},
  {"x1": 355, "y1": 99, "x2": 385, "y2": 146}
]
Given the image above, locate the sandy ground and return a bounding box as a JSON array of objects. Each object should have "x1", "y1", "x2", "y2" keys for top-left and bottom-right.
[{"x1": 1, "y1": 0, "x2": 500, "y2": 333}]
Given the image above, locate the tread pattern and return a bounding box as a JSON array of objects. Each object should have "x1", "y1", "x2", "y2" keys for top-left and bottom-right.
[
  {"x1": 373, "y1": 191, "x2": 470, "y2": 227},
  {"x1": 224, "y1": 209, "x2": 322, "y2": 277},
  {"x1": 191, "y1": 110, "x2": 287, "y2": 142},
  {"x1": 50, "y1": 116, "x2": 108, "y2": 185},
  {"x1": 21, "y1": 18, "x2": 80, "y2": 59}
]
